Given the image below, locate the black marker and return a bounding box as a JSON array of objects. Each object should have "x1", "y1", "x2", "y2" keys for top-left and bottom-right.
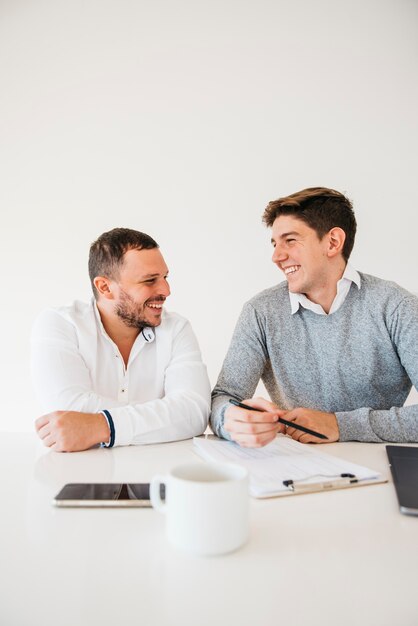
[{"x1": 228, "y1": 399, "x2": 328, "y2": 440}]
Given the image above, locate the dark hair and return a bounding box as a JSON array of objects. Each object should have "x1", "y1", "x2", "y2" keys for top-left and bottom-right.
[
  {"x1": 262, "y1": 187, "x2": 357, "y2": 261},
  {"x1": 88, "y1": 228, "x2": 158, "y2": 298}
]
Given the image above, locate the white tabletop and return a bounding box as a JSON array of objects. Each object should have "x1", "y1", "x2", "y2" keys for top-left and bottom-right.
[{"x1": 1, "y1": 433, "x2": 417, "y2": 626}]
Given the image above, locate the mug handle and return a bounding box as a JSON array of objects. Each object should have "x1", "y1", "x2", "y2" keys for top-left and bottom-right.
[{"x1": 150, "y1": 474, "x2": 167, "y2": 513}]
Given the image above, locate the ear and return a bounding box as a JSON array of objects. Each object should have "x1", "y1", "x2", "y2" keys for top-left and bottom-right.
[
  {"x1": 93, "y1": 276, "x2": 114, "y2": 300},
  {"x1": 326, "y1": 227, "x2": 346, "y2": 258}
]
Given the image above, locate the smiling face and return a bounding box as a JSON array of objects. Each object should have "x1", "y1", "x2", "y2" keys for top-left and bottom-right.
[
  {"x1": 271, "y1": 215, "x2": 338, "y2": 301},
  {"x1": 111, "y1": 247, "x2": 170, "y2": 329}
]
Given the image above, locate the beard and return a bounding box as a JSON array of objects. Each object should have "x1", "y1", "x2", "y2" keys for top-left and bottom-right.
[{"x1": 115, "y1": 289, "x2": 164, "y2": 330}]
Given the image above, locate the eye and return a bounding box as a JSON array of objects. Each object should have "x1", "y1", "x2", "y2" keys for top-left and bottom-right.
[
  {"x1": 286, "y1": 238, "x2": 296, "y2": 244},
  {"x1": 144, "y1": 279, "x2": 156, "y2": 284}
]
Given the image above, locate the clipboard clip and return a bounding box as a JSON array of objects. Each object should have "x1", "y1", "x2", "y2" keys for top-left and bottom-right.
[{"x1": 283, "y1": 473, "x2": 358, "y2": 493}]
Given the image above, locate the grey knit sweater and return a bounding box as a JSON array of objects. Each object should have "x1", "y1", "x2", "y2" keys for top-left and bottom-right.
[{"x1": 211, "y1": 273, "x2": 418, "y2": 443}]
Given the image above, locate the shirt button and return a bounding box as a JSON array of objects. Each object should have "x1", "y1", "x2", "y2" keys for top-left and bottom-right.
[{"x1": 121, "y1": 389, "x2": 125, "y2": 393}]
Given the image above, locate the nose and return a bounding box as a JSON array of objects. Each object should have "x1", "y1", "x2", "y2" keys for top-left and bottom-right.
[
  {"x1": 272, "y1": 243, "x2": 287, "y2": 265},
  {"x1": 160, "y1": 277, "x2": 171, "y2": 298}
]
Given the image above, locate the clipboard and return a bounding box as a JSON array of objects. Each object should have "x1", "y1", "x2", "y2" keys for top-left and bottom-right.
[{"x1": 193, "y1": 435, "x2": 387, "y2": 498}]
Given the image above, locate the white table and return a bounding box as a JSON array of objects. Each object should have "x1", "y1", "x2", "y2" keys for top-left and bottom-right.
[{"x1": 1, "y1": 433, "x2": 417, "y2": 626}]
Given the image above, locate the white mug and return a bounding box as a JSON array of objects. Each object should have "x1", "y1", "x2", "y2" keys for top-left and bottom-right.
[{"x1": 150, "y1": 462, "x2": 249, "y2": 556}]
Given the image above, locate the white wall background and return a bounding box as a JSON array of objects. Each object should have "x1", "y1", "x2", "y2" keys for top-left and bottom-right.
[{"x1": 1, "y1": 0, "x2": 417, "y2": 432}]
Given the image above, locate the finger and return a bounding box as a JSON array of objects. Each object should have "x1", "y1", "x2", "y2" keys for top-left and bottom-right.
[
  {"x1": 234, "y1": 436, "x2": 277, "y2": 448},
  {"x1": 229, "y1": 408, "x2": 280, "y2": 424},
  {"x1": 282, "y1": 408, "x2": 304, "y2": 422},
  {"x1": 285, "y1": 426, "x2": 302, "y2": 440},
  {"x1": 286, "y1": 427, "x2": 316, "y2": 443},
  {"x1": 297, "y1": 433, "x2": 315, "y2": 444},
  {"x1": 35, "y1": 414, "x2": 50, "y2": 432},
  {"x1": 276, "y1": 422, "x2": 286, "y2": 434},
  {"x1": 232, "y1": 430, "x2": 278, "y2": 448},
  {"x1": 42, "y1": 434, "x2": 56, "y2": 448},
  {"x1": 225, "y1": 419, "x2": 280, "y2": 435},
  {"x1": 243, "y1": 400, "x2": 290, "y2": 420},
  {"x1": 242, "y1": 397, "x2": 280, "y2": 412},
  {"x1": 37, "y1": 423, "x2": 52, "y2": 441},
  {"x1": 301, "y1": 431, "x2": 325, "y2": 443},
  {"x1": 50, "y1": 442, "x2": 65, "y2": 452},
  {"x1": 283, "y1": 411, "x2": 308, "y2": 437}
]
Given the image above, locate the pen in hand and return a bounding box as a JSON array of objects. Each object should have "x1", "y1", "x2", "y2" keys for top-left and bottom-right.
[{"x1": 228, "y1": 399, "x2": 328, "y2": 440}]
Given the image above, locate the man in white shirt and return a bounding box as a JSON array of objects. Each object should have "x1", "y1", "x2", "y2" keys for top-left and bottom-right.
[{"x1": 32, "y1": 228, "x2": 211, "y2": 452}]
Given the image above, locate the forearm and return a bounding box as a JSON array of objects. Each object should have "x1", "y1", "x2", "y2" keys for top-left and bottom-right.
[
  {"x1": 336, "y1": 404, "x2": 418, "y2": 443},
  {"x1": 108, "y1": 391, "x2": 210, "y2": 446},
  {"x1": 37, "y1": 386, "x2": 117, "y2": 415}
]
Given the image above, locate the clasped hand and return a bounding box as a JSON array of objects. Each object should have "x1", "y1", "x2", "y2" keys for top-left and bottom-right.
[
  {"x1": 224, "y1": 398, "x2": 340, "y2": 447},
  {"x1": 35, "y1": 411, "x2": 110, "y2": 452}
]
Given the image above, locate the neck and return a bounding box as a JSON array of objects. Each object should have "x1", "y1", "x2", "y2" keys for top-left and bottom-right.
[
  {"x1": 96, "y1": 300, "x2": 139, "y2": 361},
  {"x1": 305, "y1": 261, "x2": 347, "y2": 314}
]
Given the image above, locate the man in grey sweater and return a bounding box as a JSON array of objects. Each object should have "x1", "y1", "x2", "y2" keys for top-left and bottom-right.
[{"x1": 211, "y1": 187, "x2": 418, "y2": 446}]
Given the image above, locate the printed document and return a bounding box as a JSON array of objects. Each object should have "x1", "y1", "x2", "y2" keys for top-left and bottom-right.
[{"x1": 193, "y1": 435, "x2": 386, "y2": 497}]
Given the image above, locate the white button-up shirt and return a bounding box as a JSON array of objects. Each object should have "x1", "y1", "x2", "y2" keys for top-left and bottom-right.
[
  {"x1": 31, "y1": 300, "x2": 211, "y2": 446},
  {"x1": 289, "y1": 264, "x2": 361, "y2": 315}
]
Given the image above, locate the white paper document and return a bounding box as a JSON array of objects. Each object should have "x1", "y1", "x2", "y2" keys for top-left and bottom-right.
[{"x1": 193, "y1": 435, "x2": 386, "y2": 498}]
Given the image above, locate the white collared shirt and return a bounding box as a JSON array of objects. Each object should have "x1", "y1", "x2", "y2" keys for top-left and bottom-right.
[
  {"x1": 31, "y1": 300, "x2": 211, "y2": 446},
  {"x1": 289, "y1": 264, "x2": 361, "y2": 315}
]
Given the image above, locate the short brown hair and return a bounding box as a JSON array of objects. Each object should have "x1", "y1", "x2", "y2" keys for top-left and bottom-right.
[
  {"x1": 262, "y1": 187, "x2": 357, "y2": 261},
  {"x1": 88, "y1": 228, "x2": 158, "y2": 298}
]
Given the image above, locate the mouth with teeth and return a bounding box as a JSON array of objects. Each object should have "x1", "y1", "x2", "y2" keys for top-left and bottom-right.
[
  {"x1": 283, "y1": 265, "x2": 301, "y2": 276},
  {"x1": 146, "y1": 298, "x2": 165, "y2": 312}
]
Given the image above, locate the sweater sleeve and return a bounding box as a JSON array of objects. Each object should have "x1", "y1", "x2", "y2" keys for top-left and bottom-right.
[
  {"x1": 210, "y1": 302, "x2": 268, "y2": 439},
  {"x1": 336, "y1": 294, "x2": 418, "y2": 442}
]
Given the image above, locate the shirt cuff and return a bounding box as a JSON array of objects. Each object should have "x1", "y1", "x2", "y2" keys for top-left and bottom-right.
[
  {"x1": 216, "y1": 404, "x2": 233, "y2": 441},
  {"x1": 100, "y1": 410, "x2": 115, "y2": 448}
]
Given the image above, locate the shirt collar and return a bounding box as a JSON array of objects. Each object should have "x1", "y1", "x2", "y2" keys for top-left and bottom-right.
[
  {"x1": 289, "y1": 264, "x2": 361, "y2": 315},
  {"x1": 341, "y1": 263, "x2": 361, "y2": 289},
  {"x1": 93, "y1": 298, "x2": 108, "y2": 336}
]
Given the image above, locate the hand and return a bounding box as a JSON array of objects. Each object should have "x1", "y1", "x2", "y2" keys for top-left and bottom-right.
[
  {"x1": 284, "y1": 408, "x2": 339, "y2": 444},
  {"x1": 224, "y1": 397, "x2": 287, "y2": 448},
  {"x1": 35, "y1": 411, "x2": 110, "y2": 452}
]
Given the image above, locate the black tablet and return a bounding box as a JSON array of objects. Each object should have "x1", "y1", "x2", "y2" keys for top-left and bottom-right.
[
  {"x1": 53, "y1": 483, "x2": 165, "y2": 507},
  {"x1": 386, "y1": 445, "x2": 418, "y2": 516}
]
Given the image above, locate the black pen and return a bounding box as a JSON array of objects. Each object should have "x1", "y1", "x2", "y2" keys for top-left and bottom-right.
[{"x1": 228, "y1": 399, "x2": 328, "y2": 440}]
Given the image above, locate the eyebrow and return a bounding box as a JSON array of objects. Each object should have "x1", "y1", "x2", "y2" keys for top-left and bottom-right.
[
  {"x1": 140, "y1": 271, "x2": 169, "y2": 280},
  {"x1": 271, "y1": 231, "x2": 300, "y2": 243}
]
